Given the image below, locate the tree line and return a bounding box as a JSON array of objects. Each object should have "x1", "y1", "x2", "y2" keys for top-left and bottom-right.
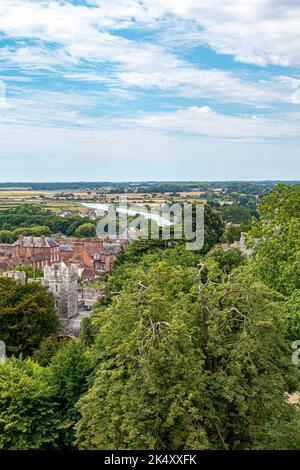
[{"x1": 0, "y1": 205, "x2": 97, "y2": 242}]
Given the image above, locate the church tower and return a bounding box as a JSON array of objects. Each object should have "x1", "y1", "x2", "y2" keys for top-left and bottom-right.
[{"x1": 43, "y1": 262, "x2": 78, "y2": 320}]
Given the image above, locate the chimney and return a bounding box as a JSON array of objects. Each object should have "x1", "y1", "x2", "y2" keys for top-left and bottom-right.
[
  {"x1": 18, "y1": 234, "x2": 24, "y2": 246},
  {"x1": 41, "y1": 235, "x2": 46, "y2": 247}
]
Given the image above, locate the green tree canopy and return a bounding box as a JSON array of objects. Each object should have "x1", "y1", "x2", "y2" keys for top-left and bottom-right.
[
  {"x1": 14, "y1": 265, "x2": 43, "y2": 279},
  {"x1": 75, "y1": 223, "x2": 96, "y2": 238},
  {"x1": 204, "y1": 246, "x2": 246, "y2": 281},
  {"x1": 221, "y1": 205, "x2": 258, "y2": 225},
  {"x1": 0, "y1": 278, "x2": 59, "y2": 357},
  {"x1": 46, "y1": 340, "x2": 92, "y2": 448},
  {"x1": 250, "y1": 183, "x2": 300, "y2": 295},
  {"x1": 13, "y1": 225, "x2": 51, "y2": 239},
  {"x1": 0, "y1": 230, "x2": 14, "y2": 244},
  {"x1": 76, "y1": 260, "x2": 297, "y2": 450},
  {"x1": 0, "y1": 361, "x2": 60, "y2": 449}
]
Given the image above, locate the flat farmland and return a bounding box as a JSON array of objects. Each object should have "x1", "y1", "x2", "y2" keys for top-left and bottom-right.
[
  {"x1": 0, "y1": 190, "x2": 83, "y2": 212},
  {"x1": 0, "y1": 189, "x2": 209, "y2": 214}
]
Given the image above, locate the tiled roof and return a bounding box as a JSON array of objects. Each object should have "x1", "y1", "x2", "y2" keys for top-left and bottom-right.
[
  {"x1": 14, "y1": 236, "x2": 59, "y2": 248},
  {"x1": 103, "y1": 243, "x2": 120, "y2": 254},
  {"x1": 0, "y1": 244, "x2": 14, "y2": 255},
  {"x1": 59, "y1": 244, "x2": 74, "y2": 252},
  {"x1": 85, "y1": 242, "x2": 104, "y2": 256}
]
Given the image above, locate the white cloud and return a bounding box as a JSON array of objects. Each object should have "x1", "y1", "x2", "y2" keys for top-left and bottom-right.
[
  {"x1": 126, "y1": 105, "x2": 300, "y2": 139},
  {"x1": 0, "y1": 1, "x2": 300, "y2": 181},
  {"x1": 80, "y1": 0, "x2": 300, "y2": 67},
  {"x1": 0, "y1": 85, "x2": 138, "y2": 129},
  {"x1": 0, "y1": 45, "x2": 77, "y2": 70},
  {"x1": 1, "y1": 1, "x2": 300, "y2": 106},
  {"x1": 2, "y1": 1, "x2": 300, "y2": 68},
  {"x1": 62, "y1": 73, "x2": 110, "y2": 83},
  {"x1": 2, "y1": 83, "x2": 300, "y2": 141},
  {"x1": 117, "y1": 66, "x2": 300, "y2": 105},
  {"x1": 142, "y1": 0, "x2": 300, "y2": 67},
  {"x1": 1, "y1": 120, "x2": 300, "y2": 181},
  {"x1": 0, "y1": 80, "x2": 6, "y2": 108}
]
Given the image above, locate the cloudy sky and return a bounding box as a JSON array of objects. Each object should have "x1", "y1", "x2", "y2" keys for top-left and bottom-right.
[{"x1": 0, "y1": 0, "x2": 300, "y2": 181}]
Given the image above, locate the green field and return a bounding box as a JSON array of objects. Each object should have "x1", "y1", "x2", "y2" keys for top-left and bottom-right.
[{"x1": 0, "y1": 190, "x2": 91, "y2": 213}]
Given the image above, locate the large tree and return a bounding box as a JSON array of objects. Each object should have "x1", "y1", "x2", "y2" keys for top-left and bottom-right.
[
  {"x1": 76, "y1": 260, "x2": 297, "y2": 450},
  {"x1": 46, "y1": 340, "x2": 92, "y2": 448},
  {"x1": 0, "y1": 278, "x2": 59, "y2": 357},
  {"x1": 250, "y1": 183, "x2": 300, "y2": 295},
  {"x1": 75, "y1": 223, "x2": 96, "y2": 238},
  {"x1": 0, "y1": 360, "x2": 60, "y2": 449}
]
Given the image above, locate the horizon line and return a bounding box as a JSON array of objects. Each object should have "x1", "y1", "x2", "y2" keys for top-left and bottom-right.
[{"x1": 0, "y1": 179, "x2": 299, "y2": 185}]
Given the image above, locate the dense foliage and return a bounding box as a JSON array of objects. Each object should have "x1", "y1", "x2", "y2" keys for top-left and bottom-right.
[
  {"x1": 0, "y1": 360, "x2": 60, "y2": 450},
  {"x1": 0, "y1": 278, "x2": 59, "y2": 356},
  {"x1": 250, "y1": 184, "x2": 300, "y2": 296},
  {"x1": 220, "y1": 204, "x2": 258, "y2": 225},
  {"x1": 0, "y1": 184, "x2": 300, "y2": 450},
  {"x1": 76, "y1": 261, "x2": 297, "y2": 450},
  {"x1": 75, "y1": 223, "x2": 96, "y2": 238},
  {"x1": 0, "y1": 205, "x2": 96, "y2": 238}
]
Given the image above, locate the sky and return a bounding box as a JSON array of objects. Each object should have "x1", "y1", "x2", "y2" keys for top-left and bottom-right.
[{"x1": 0, "y1": 0, "x2": 300, "y2": 181}]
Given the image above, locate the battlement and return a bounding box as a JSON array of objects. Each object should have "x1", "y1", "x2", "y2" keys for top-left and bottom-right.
[{"x1": 44, "y1": 262, "x2": 78, "y2": 283}]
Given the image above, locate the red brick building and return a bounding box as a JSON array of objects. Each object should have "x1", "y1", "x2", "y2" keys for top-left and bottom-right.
[
  {"x1": 59, "y1": 238, "x2": 119, "y2": 275},
  {"x1": 5, "y1": 235, "x2": 60, "y2": 269},
  {"x1": 0, "y1": 235, "x2": 125, "y2": 277}
]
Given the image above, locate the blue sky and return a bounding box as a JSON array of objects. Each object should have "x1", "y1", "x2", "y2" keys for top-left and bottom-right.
[{"x1": 0, "y1": 0, "x2": 300, "y2": 181}]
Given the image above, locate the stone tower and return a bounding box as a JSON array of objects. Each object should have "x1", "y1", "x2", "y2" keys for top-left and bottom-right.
[{"x1": 43, "y1": 262, "x2": 78, "y2": 320}]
